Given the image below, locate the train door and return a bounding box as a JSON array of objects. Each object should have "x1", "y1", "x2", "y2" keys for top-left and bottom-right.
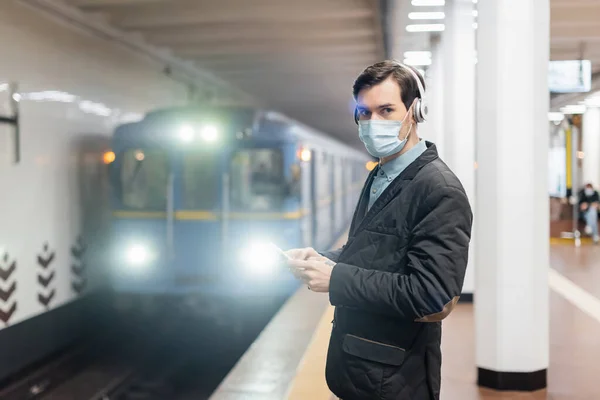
[
  {"x1": 310, "y1": 149, "x2": 318, "y2": 246},
  {"x1": 314, "y1": 150, "x2": 332, "y2": 249},
  {"x1": 172, "y1": 148, "x2": 222, "y2": 287},
  {"x1": 333, "y1": 156, "x2": 343, "y2": 236},
  {"x1": 340, "y1": 158, "x2": 346, "y2": 221},
  {"x1": 109, "y1": 145, "x2": 176, "y2": 291},
  {"x1": 329, "y1": 154, "x2": 336, "y2": 241}
]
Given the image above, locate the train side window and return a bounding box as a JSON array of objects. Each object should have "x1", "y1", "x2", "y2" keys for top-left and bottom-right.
[
  {"x1": 289, "y1": 162, "x2": 301, "y2": 198},
  {"x1": 120, "y1": 149, "x2": 168, "y2": 210},
  {"x1": 183, "y1": 151, "x2": 219, "y2": 209},
  {"x1": 317, "y1": 151, "x2": 330, "y2": 202},
  {"x1": 230, "y1": 148, "x2": 285, "y2": 212}
]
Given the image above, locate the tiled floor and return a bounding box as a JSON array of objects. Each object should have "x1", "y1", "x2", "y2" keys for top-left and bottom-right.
[
  {"x1": 441, "y1": 244, "x2": 600, "y2": 400},
  {"x1": 211, "y1": 243, "x2": 600, "y2": 399},
  {"x1": 550, "y1": 244, "x2": 600, "y2": 297}
]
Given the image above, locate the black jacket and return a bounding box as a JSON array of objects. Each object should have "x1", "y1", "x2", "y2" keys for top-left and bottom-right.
[
  {"x1": 578, "y1": 188, "x2": 600, "y2": 206},
  {"x1": 321, "y1": 142, "x2": 472, "y2": 400}
]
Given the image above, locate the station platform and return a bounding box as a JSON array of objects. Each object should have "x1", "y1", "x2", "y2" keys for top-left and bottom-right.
[{"x1": 210, "y1": 234, "x2": 600, "y2": 400}]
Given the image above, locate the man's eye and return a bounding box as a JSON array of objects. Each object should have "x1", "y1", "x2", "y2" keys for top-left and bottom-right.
[
  {"x1": 359, "y1": 110, "x2": 370, "y2": 116},
  {"x1": 382, "y1": 108, "x2": 393, "y2": 114}
]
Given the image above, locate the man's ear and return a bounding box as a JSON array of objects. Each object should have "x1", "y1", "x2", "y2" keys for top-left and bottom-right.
[{"x1": 409, "y1": 98, "x2": 418, "y2": 123}]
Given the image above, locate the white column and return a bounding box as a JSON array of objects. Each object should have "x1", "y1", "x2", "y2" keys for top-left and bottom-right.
[
  {"x1": 443, "y1": 0, "x2": 476, "y2": 297},
  {"x1": 426, "y1": 34, "x2": 445, "y2": 160},
  {"x1": 475, "y1": 0, "x2": 549, "y2": 391},
  {"x1": 582, "y1": 107, "x2": 600, "y2": 188}
]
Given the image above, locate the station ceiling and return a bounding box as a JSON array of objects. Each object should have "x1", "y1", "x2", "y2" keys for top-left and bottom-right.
[
  {"x1": 550, "y1": 0, "x2": 600, "y2": 108},
  {"x1": 24, "y1": 0, "x2": 598, "y2": 140},
  {"x1": 551, "y1": 0, "x2": 600, "y2": 68},
  {"x1": 51, "y1": 0, "x2": 388, "y2": 149}
]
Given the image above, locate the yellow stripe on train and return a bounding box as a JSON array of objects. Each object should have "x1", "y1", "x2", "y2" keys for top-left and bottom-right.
[
  {"x1": 112, "y1": 183, "x2": 363, "y2": 221},
  {"x1": 112, "y1": 209, "x2": 310, "y2": 220}
]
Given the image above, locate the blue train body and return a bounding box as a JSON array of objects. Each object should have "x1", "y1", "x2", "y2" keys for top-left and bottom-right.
[{"x1": 107, "y1": 106, "x2": 369, "y2": 302}]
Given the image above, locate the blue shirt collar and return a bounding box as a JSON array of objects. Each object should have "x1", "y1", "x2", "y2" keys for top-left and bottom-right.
[{"x1": 379, "y1": 140, "x2": 427, "y2": 180}]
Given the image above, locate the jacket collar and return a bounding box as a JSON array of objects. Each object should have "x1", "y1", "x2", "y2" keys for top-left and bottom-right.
[{"x1": 350, "y1": 141, "x2": 439, "y2": 236}]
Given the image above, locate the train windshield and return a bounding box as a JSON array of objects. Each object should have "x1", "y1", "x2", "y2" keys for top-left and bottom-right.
[
  {"x1": 119, "y1": 149, "x2": 168, "y2": 210},
  {"x1": 183, "y1": 151, "x2": 219, "y2": 209},
  {"x1": 230, "y1": 148, "x2": 286, "y2": 212}
]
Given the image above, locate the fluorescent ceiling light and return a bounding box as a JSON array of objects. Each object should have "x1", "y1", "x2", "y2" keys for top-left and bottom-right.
[
  {"x1": 548, "y1": 112, "x2": 564, "y2": 122},
  {"x1": 403, "y1": 51, "x2": 432, "y2": 59},
  {"x1": 408, "y1": 12, "x2": 445, "y2": 20},
  {"x1": 404, "y1": 58, "x2": 432, "y2": 66},
  {"x1": 584, "y1": 96, "x2": 600, "y2": 107},
  {"x1": 560, "y1": 104, "x2": 586, "y2": 114},
  {"x1": 473, "y1": 22, "x2": 478, "y2": 29},
  {"x1": 411, "y1": 0, "x2": 445, "y2": 5},
  {"x1": 406, "y1": 24, "x2": 445, "y2": 32},
  {"x1": 473, "y1": 10, "x2": 478, "y2": 17}
]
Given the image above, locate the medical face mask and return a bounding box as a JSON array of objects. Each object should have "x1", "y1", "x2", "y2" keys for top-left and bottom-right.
[
  {"x1": 585, "y1": 188, "x2": 594, "y2": 197},
  {"x1": 358, "y1": 112, "x2": 412, "y2": 158}
]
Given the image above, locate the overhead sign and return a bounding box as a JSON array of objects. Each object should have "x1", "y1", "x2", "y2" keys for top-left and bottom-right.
[{"x1": 549, "y1": 60, "x2": 592, "y2": 93}]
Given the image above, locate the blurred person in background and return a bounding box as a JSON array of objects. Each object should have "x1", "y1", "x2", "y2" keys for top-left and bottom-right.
[
  {"x1": 285, "y1": 60, "x2": 473, "y2": 400},
  {"x1": 579, "y1": 182, "x2": 599, "y2": 244}
]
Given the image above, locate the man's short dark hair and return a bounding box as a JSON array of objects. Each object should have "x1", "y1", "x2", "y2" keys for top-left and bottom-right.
[{"x1": 353, "y1": 60, "x2": 426, "y2": 112}]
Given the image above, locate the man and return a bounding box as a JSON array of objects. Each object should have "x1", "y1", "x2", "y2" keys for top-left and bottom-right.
[
  {"x1": 285, "y1": 60, "x2": 473, "y2": 400},
  {"x1": 579, "y1": 182, "x2": 599, "y2": 243}
]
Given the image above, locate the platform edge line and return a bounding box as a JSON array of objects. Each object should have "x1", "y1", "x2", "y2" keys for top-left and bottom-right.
[
  {"x1": 549, "y1": 268, "x2": 600, "y2": 323},
  {"x1": 283, "y1": 229, "x2": 350, "y2": 400},
  {"x1": 282, "y1": 304, "x2": 334, "y2": 400}
]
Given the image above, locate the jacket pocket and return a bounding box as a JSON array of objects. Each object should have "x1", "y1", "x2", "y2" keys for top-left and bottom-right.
[
  {"x1": 343, "y1": 334, "x2": 406, "y2": 366},
  {"x1": 339, "y1": 334, "x2": 407, "y2": 398}
]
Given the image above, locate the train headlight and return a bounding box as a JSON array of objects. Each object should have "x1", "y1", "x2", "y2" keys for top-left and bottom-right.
[
  {"x1": 240, "y1": 241, "x2": 281, "y2": 275},
  {"x1": 200, "y1": 125, "x2": 218, "y2": 142},
  {"x1": 126, "y1": 244, "x2": 153, "y2": 267},
  {"x1": 178, "y1": 124, "x2": 218, "y2": 143},
  {"x1": 179, "y1": 125, "x2": 195, "y2": 142}
]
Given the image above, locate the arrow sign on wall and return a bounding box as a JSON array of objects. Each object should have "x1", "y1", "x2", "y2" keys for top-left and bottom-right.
[
  {"x1": 37, "y1": 271, "x2": 55, "y2": 288},
  {"x1": 38, "y1": 290, "x2": 55, "y2": 308},
  {"x1": 0, "y1": 259, "x2": 16, "y2": 281},
  {"x1": 0, "y1": 282, "x2": 16, "y2": 302},
  {"x1": 0, "y1": 302, "x2": 17, "y2": 325}
]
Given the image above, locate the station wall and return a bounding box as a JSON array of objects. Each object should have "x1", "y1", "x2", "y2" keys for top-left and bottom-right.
[{"x1": 0, "y1": 0, "x2": 188, "y2": 330}]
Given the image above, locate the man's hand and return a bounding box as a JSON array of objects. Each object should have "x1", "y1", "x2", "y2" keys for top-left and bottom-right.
[
  {"x1": 284, "y1": 247, "x2": 320, "y2": 261},
  {"x1": 288, "y1": 256, "x2": 335, "y2": 292}
]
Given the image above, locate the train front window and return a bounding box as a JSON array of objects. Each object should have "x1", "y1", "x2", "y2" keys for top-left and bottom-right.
[
  {"x1": 119, "y1": 149, "x2": 168, "y2": 210},
  {"x1": 183, "y1": 151, "x2": 218, "y2": 209},
  {"x1": 230, "y1": 148, "x2": 285, "y2": 212}
]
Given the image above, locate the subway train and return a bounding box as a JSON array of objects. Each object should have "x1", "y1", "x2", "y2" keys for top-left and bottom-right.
[{"x1": 105, "y1": 105, "x2": 370, "y2": 310}]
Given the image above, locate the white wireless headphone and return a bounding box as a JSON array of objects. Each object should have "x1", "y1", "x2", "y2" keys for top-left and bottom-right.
[
  {"x1": 393, "y1": 60, "x2": 428, "y2": 123},
  {"x1": 354, "y1": 61, "x2": 429, "y2": 124}
]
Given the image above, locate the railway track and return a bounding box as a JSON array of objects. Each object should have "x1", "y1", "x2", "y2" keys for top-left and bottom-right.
[
  {"x1": 0, "y1": 294, "x2": 290, "y2": 400},
  {"x1": 0, "y1": 343, "x2": 90, "y2": 399},
  {"x1": 89, "y1": 356, "x2": 190, "y2": 400}
]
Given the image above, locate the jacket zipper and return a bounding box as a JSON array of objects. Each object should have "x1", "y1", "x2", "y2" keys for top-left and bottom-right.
[{"x1": 346, "y1": 334, "x2": 405, "y2": 351}]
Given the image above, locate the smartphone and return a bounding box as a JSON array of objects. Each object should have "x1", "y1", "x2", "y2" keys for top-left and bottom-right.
[{"x1": 267, "y1": 242, "x2": 291, "y2": 262}]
